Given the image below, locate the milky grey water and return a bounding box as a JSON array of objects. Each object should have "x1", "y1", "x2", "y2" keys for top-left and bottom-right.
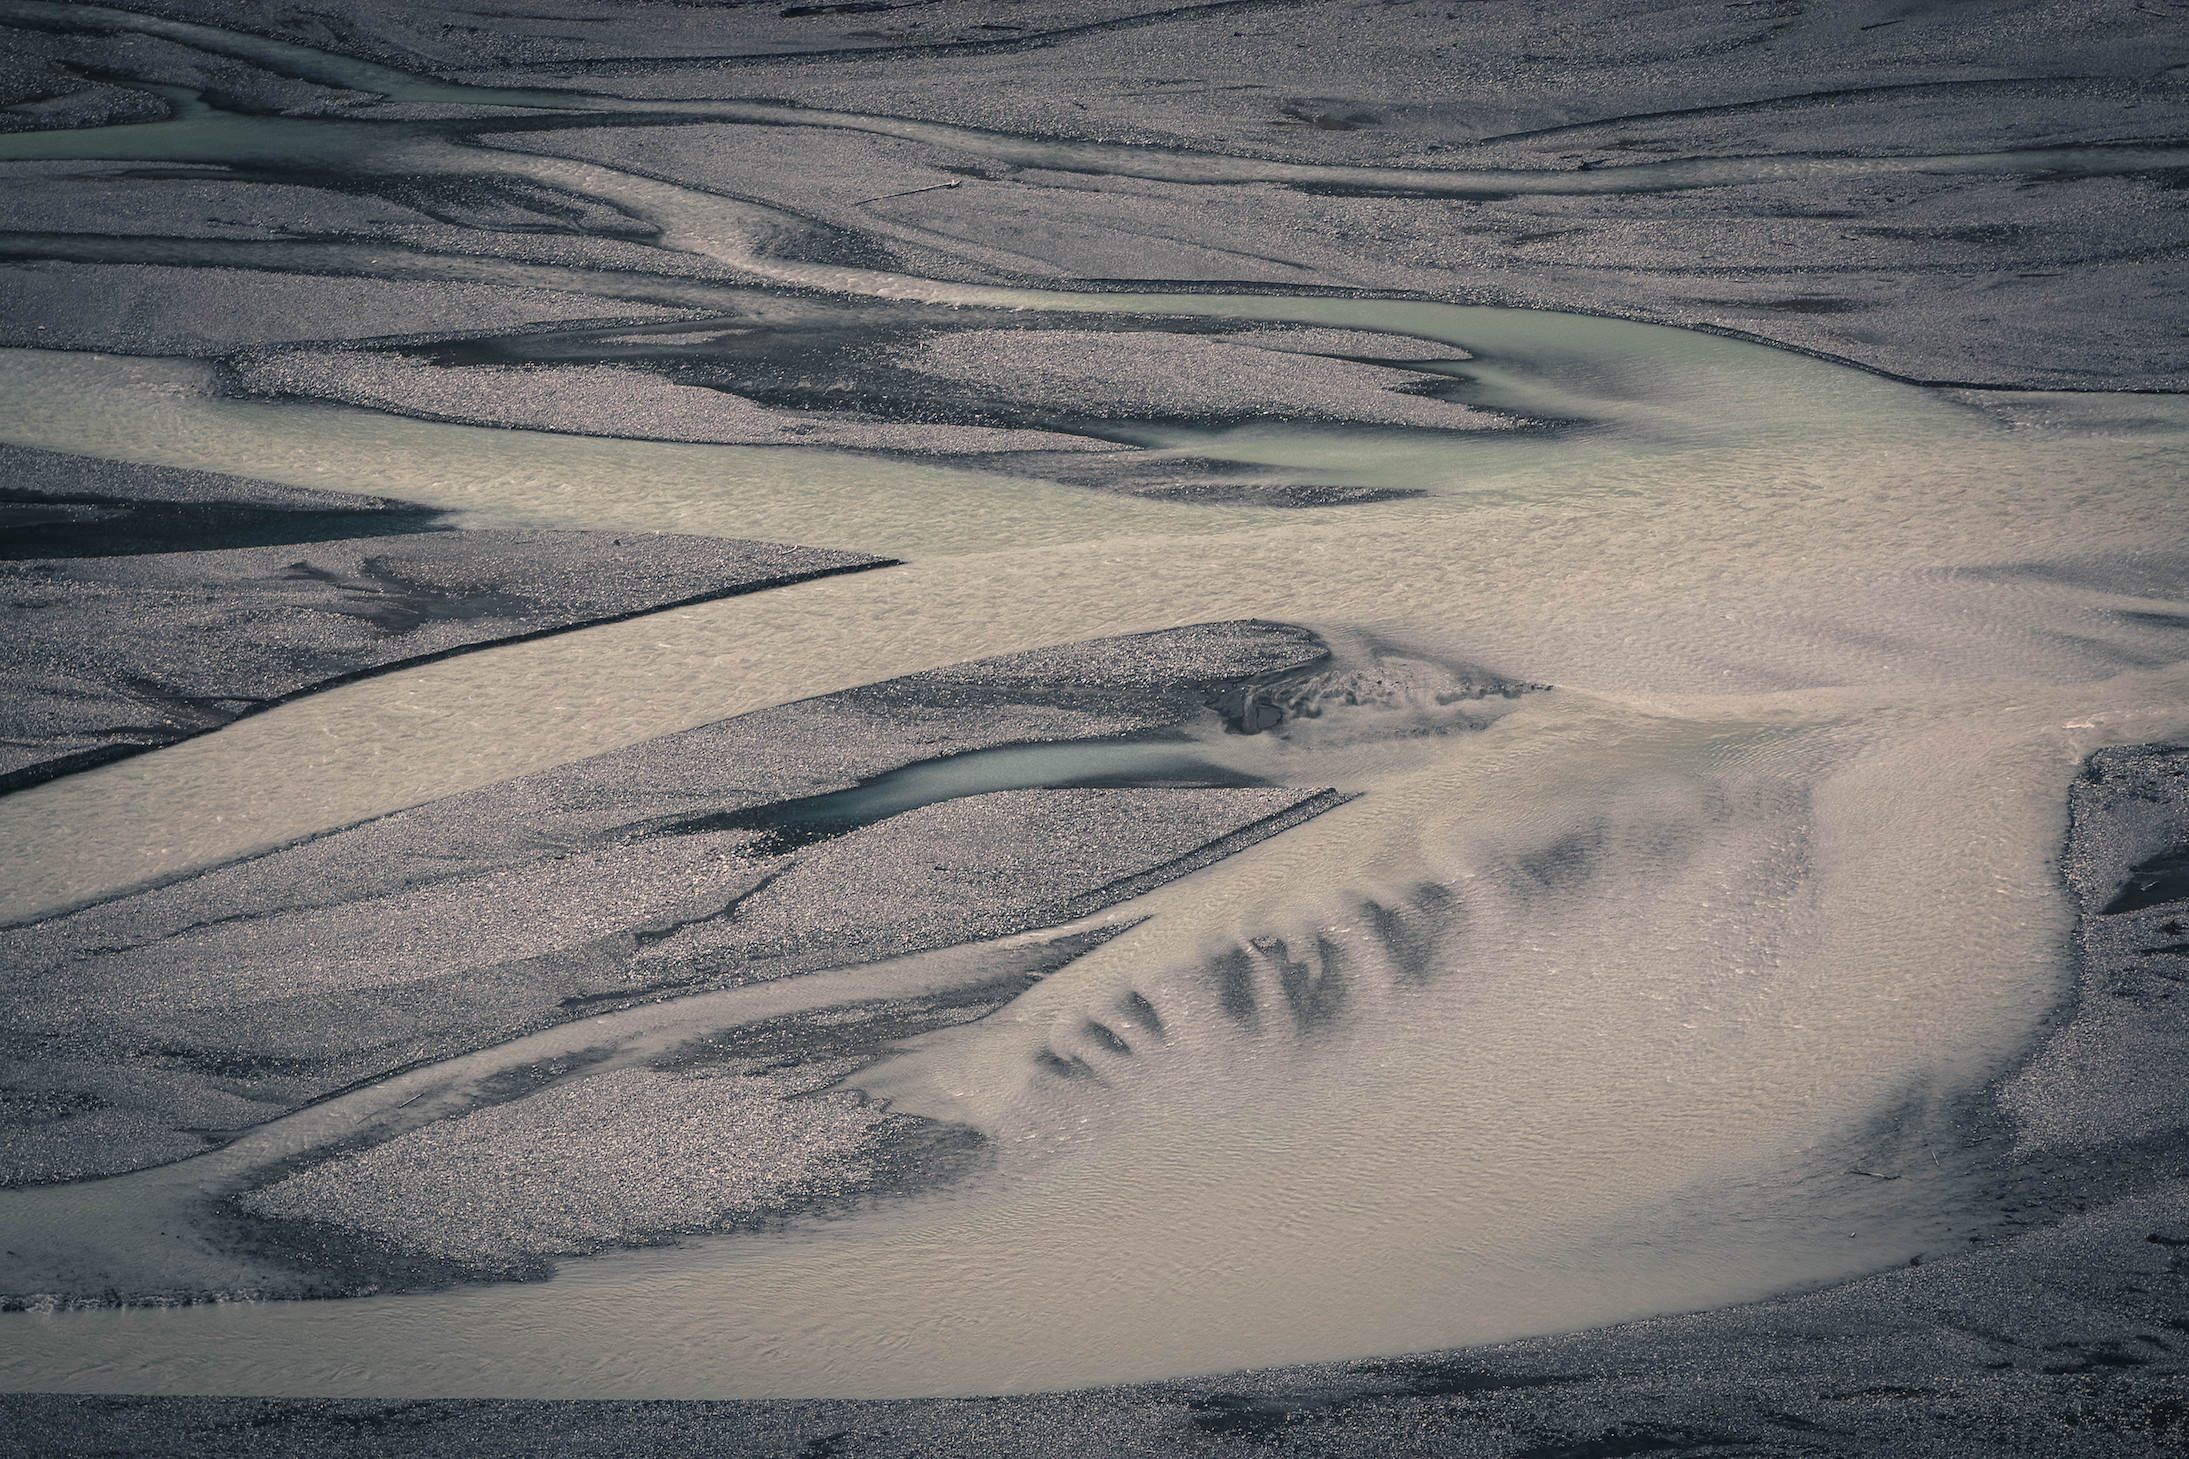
[
  {"x1": 4, "y1": 303, "x2": 2183, "y2": 1396},
  {"x1": 1, "y1": 8, "x2": 2187, "y2": 1398}
]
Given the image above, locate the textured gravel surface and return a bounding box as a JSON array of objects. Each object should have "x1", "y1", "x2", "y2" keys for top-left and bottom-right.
[
  {"x1": 4, "y1": 1191, "x2": 2188, "y2": 1454},
  {"x1": 2006, "y1": 744, "x2": 2189, "y2": 1152},
  {"x1": 0, "y1": 620, "x2": 1336, "y2": 1187},
  {"x1": 0, "y1": 521, "x2": 891, "y2": 793},
  {"x1": 240, "y1": 1064, "x2": 922, "y2": 1268},
  {"x1": 212, "y1": 303, "x2": 1508, "y2": 500},
  {"x1": 1, "y1": 1, "x2": 2184, "y2": 1448},
  {"x1": 6, "y1": 734, "x2": 2188, "y2": 1455},
  {"x1": 0, "y1": 440, "x2": 449, "y2": 558},
  {"x1": 902, "y1": 326, "x2": 1501, "y2": 429},
  {"x1": 219, "y1": 313, "x2": 1510, "y2": 452},
  {"x1": 4, "y1": 1, "x2": 2181, "y2": 388},
  {"x1": 233, "y1": 951, "x2": 1098, "y2": 1278},
  {"x1": 227, "y1": 347, "x2": 1123, "y2": 454},
  {"x1": 0, "y1": 260, "x2": 700, "y2": 355}
]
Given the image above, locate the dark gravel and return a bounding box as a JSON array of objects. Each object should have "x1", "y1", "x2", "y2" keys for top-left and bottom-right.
[
  {"x1": 0, "y1": 620, "x2": 1335, "y2": 1188},
  {"x1": 1, "y1": 511, "x2": 892, "y2": 794},
  {"x1": 6, "y1": 735, "x2": 2188, "y2": 1457}
]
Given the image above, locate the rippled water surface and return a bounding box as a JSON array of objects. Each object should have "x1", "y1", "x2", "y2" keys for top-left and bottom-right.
[{"x1": 2, "y1": 0, "x2": 2187, "y2": 1401}]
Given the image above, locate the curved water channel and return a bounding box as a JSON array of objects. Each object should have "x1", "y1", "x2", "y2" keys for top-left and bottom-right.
[{"x1": 3, "y1": 0, "x2": 2189, "y2": 1401}]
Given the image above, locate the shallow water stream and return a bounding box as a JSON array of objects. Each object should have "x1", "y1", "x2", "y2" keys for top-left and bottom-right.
[{"x1": 2, "y1": 2, "x2": 2188, "y2": 1401}]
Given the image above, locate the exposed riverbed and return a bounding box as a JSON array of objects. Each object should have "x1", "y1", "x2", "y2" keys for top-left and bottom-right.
[{"x1": 0, "y1": 0, "x2": 2185, "y2": 1425}]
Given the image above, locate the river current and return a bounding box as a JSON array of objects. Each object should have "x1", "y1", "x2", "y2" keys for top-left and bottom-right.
[{"x1": 1, "y1": 0, "x2": 2187, "y2": 1401}]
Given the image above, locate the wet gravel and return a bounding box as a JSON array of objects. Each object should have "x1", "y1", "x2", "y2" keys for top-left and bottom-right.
[
  {"x1": 0, "y1": 621, "x2": 1334, "y2": 1187},
  {"x1": 1, "y1": 519, "x2": 890, "y2": 793},
  {"x1": 7, "y1": 734, "x2": 2188, "y2": 1454},
  {"x1": 2, "y1": 2, "x2": 2185, "y2": 1447},
  {"x1": 239, "y1": 1064, "x2": 922, "y2": 1268}
]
